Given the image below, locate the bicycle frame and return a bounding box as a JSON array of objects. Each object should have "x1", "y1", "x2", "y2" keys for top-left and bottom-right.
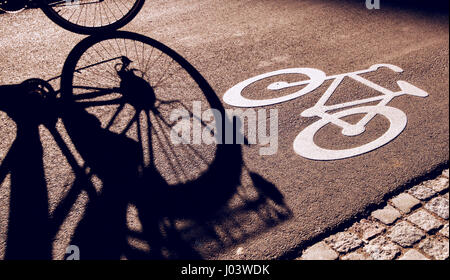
[{"x1": 292, "y1": 64, "x2": 429, "y2": 136}]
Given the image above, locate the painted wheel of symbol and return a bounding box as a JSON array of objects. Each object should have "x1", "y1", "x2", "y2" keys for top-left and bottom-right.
[
  {"x1": 293, "y1": 106, "x2": 408, "y2": 161},
  {"x1": 223, "y1": 68, "x2": 327, "y2": 108}
]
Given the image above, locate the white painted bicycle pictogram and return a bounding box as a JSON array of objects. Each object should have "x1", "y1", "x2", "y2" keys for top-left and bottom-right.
[{"x1": 223, "y1": 64, "x2": 429, "y2": 160}]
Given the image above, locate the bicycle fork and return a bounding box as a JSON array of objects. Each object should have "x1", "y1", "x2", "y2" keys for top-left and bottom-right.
[{"x1": 300, "y1": 64, "x2": 429, "y2": 137}]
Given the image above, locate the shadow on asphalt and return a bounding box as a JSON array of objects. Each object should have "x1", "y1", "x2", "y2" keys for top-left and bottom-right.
[{"x1": 0, "y1": 32, "x2": 292, "y2": 259}]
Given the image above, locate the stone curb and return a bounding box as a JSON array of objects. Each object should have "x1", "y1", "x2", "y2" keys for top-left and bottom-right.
[{"x1": 297, "y1": 169, "x2": 449, "y2": 260}]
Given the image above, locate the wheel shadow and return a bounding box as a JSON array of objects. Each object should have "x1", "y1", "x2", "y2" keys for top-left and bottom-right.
[{"x1": 0, "y1": 32, "x2": 292, "y2": 259}]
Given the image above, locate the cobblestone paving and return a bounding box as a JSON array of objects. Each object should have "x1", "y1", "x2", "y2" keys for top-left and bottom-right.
[{"x1": 297, "y1": 169, "x2": 449, "y2": 260}]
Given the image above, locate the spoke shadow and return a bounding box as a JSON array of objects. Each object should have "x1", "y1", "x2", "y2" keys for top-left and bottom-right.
[{"x1": 0, "y1": 32, "x2": 292, "y2": 259}]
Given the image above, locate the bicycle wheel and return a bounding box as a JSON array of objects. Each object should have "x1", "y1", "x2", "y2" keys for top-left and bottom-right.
[
  {"x1": 293, "y1": 106, "x2": 407, "y2": 161},
  {"x1": 223, "y1": 68, "x2": 326, "y2": 108},
  {"x1": 60, "y1": 31, "x2": 242, "y2": 216},
  {"x1": 0, "y1": 0, "x2": 27, "y2": 13},
  {"x1": 40, "y1": 0, "x2": 145, "y2": 35}
]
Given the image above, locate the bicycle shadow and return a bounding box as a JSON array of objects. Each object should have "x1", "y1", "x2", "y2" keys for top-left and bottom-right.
[
  {"x1": 0, "y1": 82, "x2": 54, "y2": 259},
  {"x1": 0, "y1": 34, "x2": 292, "y2": 259},
  {"x1": 61, "y1": 106, "x2": 290, "y2": 259}
]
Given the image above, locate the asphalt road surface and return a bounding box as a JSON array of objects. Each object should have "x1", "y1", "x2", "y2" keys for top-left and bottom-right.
[{"x1": 0, "y1": 0, "x2": 448, "y2": 260}]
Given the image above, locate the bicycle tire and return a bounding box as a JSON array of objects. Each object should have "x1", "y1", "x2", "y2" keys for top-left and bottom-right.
[
  {"x1": 40, "y1": 0, "x2": 145, "y2": 35},
  {"x1": 294, "y1": 106, "x2": 408, "y2": 161}
]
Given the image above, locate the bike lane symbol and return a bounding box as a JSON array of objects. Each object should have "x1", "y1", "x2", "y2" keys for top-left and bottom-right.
[{"x1": 223, "y1": 64, "x2": 429, "y2": 160}]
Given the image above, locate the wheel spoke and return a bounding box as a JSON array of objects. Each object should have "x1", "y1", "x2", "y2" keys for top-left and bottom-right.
[
  {"x1": 77, "y1": 97, "x2": 125, "y2": 108},
  {"x1": 44, "y1": 0, "x2": 143, "y2": 33},
  {"x1": 105, "y1": 103, "x2": 125, "y2": 130}
]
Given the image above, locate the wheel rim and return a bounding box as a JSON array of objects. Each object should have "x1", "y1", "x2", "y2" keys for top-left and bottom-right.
[{"x1": 44, "y1": 0, "x2": 143, "y2": 33}]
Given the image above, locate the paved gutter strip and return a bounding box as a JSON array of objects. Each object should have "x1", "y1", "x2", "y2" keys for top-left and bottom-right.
[{"x1": 296, "y1": 168, "x2": 449, "y2": 260}]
